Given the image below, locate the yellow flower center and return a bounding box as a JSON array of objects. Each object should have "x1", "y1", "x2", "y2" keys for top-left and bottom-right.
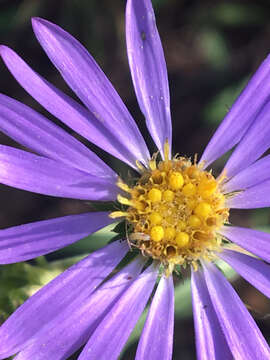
[{"x1": 110, "y1": 146, "x2": 229, "y2": 272}]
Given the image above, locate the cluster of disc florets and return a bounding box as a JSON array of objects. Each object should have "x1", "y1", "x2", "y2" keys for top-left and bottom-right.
[{"x1": 110, "y1": 148, "x2": 229, "y2": 272}]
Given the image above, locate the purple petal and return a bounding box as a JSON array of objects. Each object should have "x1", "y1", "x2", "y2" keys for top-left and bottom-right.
[
  {"x1": 0, "y1": 240, "x2": 128, "y2": 360},
  {"x1": 200, "y1": 54, "x2": 270, "y2": 168},
  {"x1": 0, "y1": 212, "x2": 113, "y2": 264},
  {"x1": 0, "y1": 145, "x2": 118, "y2": 200},
  {"x1": 0, "y1": 93, "x2": 115, "y2": 178},
  {"x1": 226, "y1": 179, "x2": 270, "y2": 209},
  {"x1": 135, "y1": 275, "x2": 174, "y2": 360},
  {"x1": 191, "y1": 269, "x2": 233, "y2": 360},
  {"x1": 223, "y1": 154, "x2": 270, "y2": 192},
  {"x1": 0, "y1": 45, "x2": 149, "y2": 169},
  {"x1": 79, "y1": 263, "x2": 158, "y2": 360},
  {"x1": 203, "y1": 262, "x2": 270, "y2": 360},
  {"x1": 126, "y1": 0, "x2": 172, "y2": 157},
  {"x1": 14, "y1": 257, "x2": 145, "y2": 360},
  {"x1": 30, "y1": 18, "x2": 150, "y2": 167},
  {"x1": 219, "y1": 226, "x2": 270, "y2": 263},
  {"x1": 219, "y1": 249, "x2": 270, "y2": 298},
  {"x1": 224, "y1": 101, "x2": 270, "y2": 178}
]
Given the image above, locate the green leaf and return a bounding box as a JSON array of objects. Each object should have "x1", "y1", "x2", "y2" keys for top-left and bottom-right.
[{"x1": 0, "y1": 255, "x2": 84, "y2": 323}]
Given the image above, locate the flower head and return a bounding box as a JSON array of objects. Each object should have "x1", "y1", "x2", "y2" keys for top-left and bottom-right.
[{"x1": 0, "y1": 0, "x2": 270, "y2": 359}]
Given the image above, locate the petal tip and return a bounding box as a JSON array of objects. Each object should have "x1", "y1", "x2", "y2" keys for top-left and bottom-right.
[
  {"x1": 31, "y1": 17, "x2": 49, "y2": 32},
  {"x1": 31, "y1": 16, "x2": 43, "y2": 24},
  {"x1": 0, "y1": 45, "x2": 10, "y2": 57}
]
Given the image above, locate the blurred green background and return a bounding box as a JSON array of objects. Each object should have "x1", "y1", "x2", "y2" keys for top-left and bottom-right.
[{"x1": 0, "y1": 0, "x2": 270, "y2": 358}]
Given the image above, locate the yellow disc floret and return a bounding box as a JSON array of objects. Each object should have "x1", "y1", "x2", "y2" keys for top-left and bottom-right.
[
  {"x1": 164, "y1": 226, "x2": 176, "y2": 240},
  {"x1": 188, "y1": 215, "x2": 201, "y2": 227},
  {"x1": 175, "y1": 232, "x2": 189, "y2": 247},
  {"x1": 151, "y1": 226, "x2": 164, "y2": 242},
  {"x1": 149, "y1": 212, "x2": 162, "y2": 225},
  {"x1": 148, "y1": 188, "x2": 162, "y2": 203},
  {"x1": 111, "y1": 149, "x2": 230, "y2": 272},
  {"x1": 194, "y1": 202, "x2": 212, "y2": 218},
  {"x1": 163, "y1": 189, "x2": 174, "y2": 202},
  {"x1": 169, "y1": 172, "x2": 184, "y2": 190},
  {"x1": 182, "y1": 183, "x2": 196, "y2": 196}
]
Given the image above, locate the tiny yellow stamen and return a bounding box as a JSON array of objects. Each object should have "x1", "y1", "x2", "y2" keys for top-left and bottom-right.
[
  {"x1": 149, "y1": 159, "x2": 157, "y2": 171},
  {"x1": 134, "y1": 200, "x2": 147, "y2": 211},
  {"x1": 169, "y1": 172, "x2": 184, "y2": 190},
  {"x1": 164, "y1": 139, "x2": 170, "y2": 162},
  {"x1": 152, "y1": 170, "x2": 164, "y2": 185},
  {"x1": 187, "y1": 166, "x2": 200, "y2": 179},
  {"x1": 117, "y1": 194, "x2": 131, "y2": 206},
  {"x1": 148, "y1": 188, "x2": 162, "y2": 203},
  {"x1": 150, "y1": 226, "x2": 164, "y2": 242},
  {"x1": 109, "y1": 211, "x2": 128, "y2": 219},
  {"x1": 175, "y1": 232, "x2": 189, "y2": 247},
  {"x1": 116, "y1": 179, "x2": 132, "y2": 193},
  {"x1": 136, "y1": 160, "x2": 145, "y2": 171}
]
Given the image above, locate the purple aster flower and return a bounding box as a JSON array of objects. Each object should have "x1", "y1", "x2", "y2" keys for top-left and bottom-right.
[{"x1": 0, "y1": 0, "x2": 270, "y2": 359}]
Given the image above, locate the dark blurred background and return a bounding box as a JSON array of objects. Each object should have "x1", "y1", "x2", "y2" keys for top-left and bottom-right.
[{"x1": 0, "y1": 0, "x2": 270, "y2": 359}]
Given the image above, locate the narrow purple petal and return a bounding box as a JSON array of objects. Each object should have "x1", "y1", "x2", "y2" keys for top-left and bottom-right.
[
  {"x1": 30, "y1": 18, "x2": 150, "y2": 166},
  {"x1": 126, "y1": 0, "x2": 172, "y2": 157},
  {"x1": 79, "y1": 263, "x2": 158, "y2": 360},
  {"x1": 14, "y1": 257, "x2": 145, "y2": 360},
  {"x1": 0, "y1": 240, "x2": 128, "y2": 360},
  {"x1": 191, "y1": 269, "x2": 233, "y2": 360},
  {"x1": 219, "y1": 249, "x2": 270, "y2": 298},
  {"x1": 226, "y1": 179, "x2": 270, "y2": 209},
  {"x1": 224, "y1": 101, "x2": 270, "y2": 178},
  {"x1": 200, "y1": 54, "x2": 270, "y2": 168},
  {"x1": 0, "y1": 212, "x2": 113, "y2": 264},
  {"x1": 0, "y1": 45, "x2": 149, "y2": 169},
  {"x1": 135, "y1": 275, "x2": 174, "y2": 360},
  {"x1": 203, "y1": 262, "x2": 270, "y2": 360},
  {"x1": 223, "y1": 154, "x2": 270, "y2": 192},
  {"x1": 219, "y1": 226, "x2": 270, "y2": 263},
  {"x1": 0, "y1": 145, "x2": 118, "y2": 200},
  {"x1": 0, "y1": 93, "x2": 115, "y2": 178}
]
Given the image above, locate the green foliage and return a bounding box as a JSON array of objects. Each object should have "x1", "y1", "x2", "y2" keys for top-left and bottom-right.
[
  {"x1": 0, "y1": 255, "x2": 85, "y2": 323},
  {"x1": 203, "y1": 78, "x2": 248, "y2": 126},
  {"x1": 198, "y1": 28, "x2": 229, "y2": 68},
  {"x1": 250, "y1": 208, "x2": 270, "y2": 229},
  {"x1": 212, "y1": 3, "x2": 266, "y2": 26}
]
